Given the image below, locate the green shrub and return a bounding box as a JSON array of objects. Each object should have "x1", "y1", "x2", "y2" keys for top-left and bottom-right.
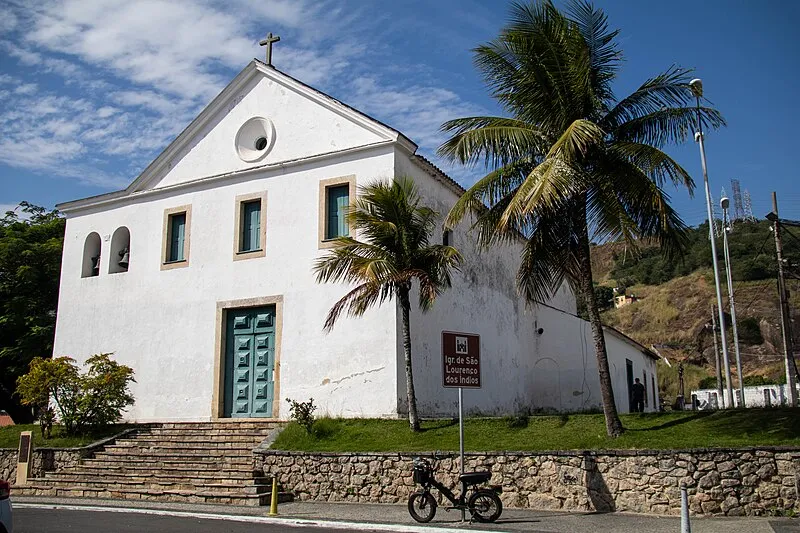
[
  {"x1": 698, "y1": 376, "x2": 718, "y2": 390},
  {"x1": 16, "y1": 353, "x2": 135, "y2": 437},
  {"x1": 286, "y1": 398, "x2": 316, "y2": 434},
  {"x1": 743, "y1": 375, "x2": 779, "y2": 386}
]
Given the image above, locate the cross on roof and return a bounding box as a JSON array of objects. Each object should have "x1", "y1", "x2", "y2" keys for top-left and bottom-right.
[{"x1": 259, "y1": 32, "x2": 281, "y2": 67}]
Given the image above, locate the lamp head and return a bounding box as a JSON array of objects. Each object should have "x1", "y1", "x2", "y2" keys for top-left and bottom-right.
[
  {"x1": 689, "y1": 78, "x2": 703, "y2": 98},
  {"x1": 720, "y1": 197, "x2": 729, "y2": 210}
]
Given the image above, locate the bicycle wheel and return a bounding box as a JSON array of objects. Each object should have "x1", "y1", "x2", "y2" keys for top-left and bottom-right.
[
  {"x1": 408, "y1": 491, "x2": 437, "y2": 523},
  {"x1": 468, "y1": 489, "x2": 502, "y2": 523}
]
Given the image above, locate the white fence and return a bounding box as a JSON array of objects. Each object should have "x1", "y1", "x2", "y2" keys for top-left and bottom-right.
[{"x1": 689, "y1": 384, "x2": 799, "y2": 409}]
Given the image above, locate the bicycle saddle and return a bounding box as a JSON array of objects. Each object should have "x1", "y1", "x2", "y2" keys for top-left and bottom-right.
[{"x1": 459, "y1": 471, "x2": 491, "y2": 484}]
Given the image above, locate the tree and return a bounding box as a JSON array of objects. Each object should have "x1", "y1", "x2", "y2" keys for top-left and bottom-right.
[
  {"x1": 313, "y1": 178, "x2": 462, "y2": 431},
  {"x1": 0, "y1": 202, "x2": 65, "y2": 422},
  {"x1": 438, "y1": 1, "x2": 724, "y2": 436},
  {"x1": 16, "y1": 353, "x2": 135, "y2": 436}
]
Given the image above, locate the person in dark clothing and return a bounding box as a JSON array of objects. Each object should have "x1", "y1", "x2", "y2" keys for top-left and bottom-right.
[{"x1": 631, "y1": 378, "x2": 646, "y2": 412}]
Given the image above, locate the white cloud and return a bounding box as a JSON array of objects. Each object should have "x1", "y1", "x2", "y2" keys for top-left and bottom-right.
[
  {"x1": 113, "y1": 90, "x2": 190, "y2": 116},
  {"x1": 347, "y1": 75, "x2": 486, "y2": 182},
  {"x1": 96, "y1": 106, "x2": 118, "y2": 118},
  {"x1": 14, "y1": 83, "x2": 38, "y2": 95},
  {"x1": 0, "y1": 8, "x2": 18, "y2": 35}
]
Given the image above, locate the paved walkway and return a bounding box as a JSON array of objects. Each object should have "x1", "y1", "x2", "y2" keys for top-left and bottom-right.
[{"x1": 12, "y1": 496, "x2": 800, "y2": 532}]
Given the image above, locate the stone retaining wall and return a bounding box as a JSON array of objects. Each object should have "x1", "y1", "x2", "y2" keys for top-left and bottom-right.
[
  {"x1": 1, "y1": 428, "x2": 139, "y2": 482},
  {"x1": 1, "y1": 448, "x2": 84, "y2": 482},
  {"x1": 256, "y1": 448, "x2": 800, "y2": 516}
]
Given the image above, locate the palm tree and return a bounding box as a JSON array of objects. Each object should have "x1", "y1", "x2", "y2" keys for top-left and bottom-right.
[
  {"x1": 313, "y1": 178, "x2": 462, "y2": 431},
  {"x1": 438, "y1": 0, "x2": 724, "y2": 437}
]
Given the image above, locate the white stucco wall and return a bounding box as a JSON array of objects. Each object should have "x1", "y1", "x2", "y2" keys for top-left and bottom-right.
[
  {"x1": 603, "y1": 329, "x2": 660, "y2": 413},
  {"x1": 153, "y1": 72, "x2": 386, "y2": 189},
  {"x1": 54, "y1": 144, "x2": 399, "y2": 422}
]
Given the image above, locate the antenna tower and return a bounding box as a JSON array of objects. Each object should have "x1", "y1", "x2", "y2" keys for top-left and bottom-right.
[
  {"x1": 743, "y1": 189, "x2": 756, "y2": 222},
  {"x1": 731, "y1": 179, "x2": 745, "y2": 221}
]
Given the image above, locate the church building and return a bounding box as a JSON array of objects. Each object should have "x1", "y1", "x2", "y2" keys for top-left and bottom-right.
[{"x1": 52, "y1": 45, "x2": 659, "y2": 422}]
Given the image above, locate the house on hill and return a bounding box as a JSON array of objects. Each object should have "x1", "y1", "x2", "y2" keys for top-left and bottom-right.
[{"x1": 52, "y1": 54, "x2": 659, "y2": 422}]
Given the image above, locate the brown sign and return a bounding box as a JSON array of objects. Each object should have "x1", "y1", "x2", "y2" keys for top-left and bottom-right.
[
  {"x1": 442, "y1": 331, "x2": 481, "y2": 388},
  {"x1": 18, "y1": 433, "x2": 30, "y2": 463}
]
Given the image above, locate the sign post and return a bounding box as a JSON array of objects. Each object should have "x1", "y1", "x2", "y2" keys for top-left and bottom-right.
[
  {"x1": 443, "y1": 331, "x2": 480, "y2": 522},
  {"x1": 442, "y1": 332, "x2": 480, "y2": 469}
]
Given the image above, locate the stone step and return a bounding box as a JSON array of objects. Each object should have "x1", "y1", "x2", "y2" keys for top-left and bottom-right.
[
  {"x1": 44, "y1": 472, "x2": 270, "y2": 486},
  {"x1": 105, "y1": 442, "x2": 260, "y2": 452},
  {"x1": 12, "y1": 484, "x2": 293, "y2": 506},
  {"x1": 59, "y1": 465, "x2": 263, "y2": 479},
  {"x1": 93, "y1": 448, "x2": 256, "y2": 459},
  {"x1": 22, "y1": 476, "x2": 272, "y2": 494},
  {"x1": 119, "y1": 434, "x2": 266, "y2": 444},
  {"x1": 156, "y1": 422, "x2": 282, "y2": 431},
  {"x1": 15, "y1": 422, "x2": 289, "y2": 507},
  {"x1": 82, "y1": 457, "x2": 255, "y2": 470}
]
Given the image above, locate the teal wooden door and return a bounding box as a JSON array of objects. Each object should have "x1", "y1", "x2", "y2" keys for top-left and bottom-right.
[{"x1": 224, "y1": 306, "x2": 276, "y2": 417}]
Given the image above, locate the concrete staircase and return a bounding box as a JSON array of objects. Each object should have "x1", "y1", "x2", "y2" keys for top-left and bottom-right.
[{"x1": 14, "y1": 422, "x2": 291, "y2": 506}]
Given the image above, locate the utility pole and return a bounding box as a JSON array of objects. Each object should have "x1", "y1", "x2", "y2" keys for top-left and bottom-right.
[
  {"x1": 710, "y1": 305, "x2": 723, "y2": 406},
  {"x1": 690, "y1": 78, "x2": 734, "y2": 408},
  {"x1": 769, "y1": 192, "x2": 798, "y2": 407},
  {"x1": 721, "y1": 196, "x2": 745, "y2": 407}
]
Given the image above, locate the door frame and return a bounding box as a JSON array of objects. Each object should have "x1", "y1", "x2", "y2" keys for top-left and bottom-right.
[{"x1": 212, "y1": 295, "x2": 283, "y2": 420}]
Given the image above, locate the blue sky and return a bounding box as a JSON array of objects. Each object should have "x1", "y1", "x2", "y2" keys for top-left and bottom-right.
[{"x1": 1, "y1": 0, "x2": 798, "y2": 226}]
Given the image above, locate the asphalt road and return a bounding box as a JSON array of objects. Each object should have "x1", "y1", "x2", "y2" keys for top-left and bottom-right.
[
  {"x1": 14, "y1": 507, "x2": 389, "y2": 533},
  {"x1": 13, "y1": 501, "x2": 800, "y2": 533}
]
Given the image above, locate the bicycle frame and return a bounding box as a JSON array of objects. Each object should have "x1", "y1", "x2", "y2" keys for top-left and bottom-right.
[{"x1": 423, "y1": 476, "x2": 471, "y2": 509}]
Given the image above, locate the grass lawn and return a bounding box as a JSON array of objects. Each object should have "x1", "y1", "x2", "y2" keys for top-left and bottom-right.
[
  {"x1": 0, "y1": 424, "x2": 133, "y2": 449},
  {"x1": 271, "y1": 409, "x2": 800, "y2": 452}
]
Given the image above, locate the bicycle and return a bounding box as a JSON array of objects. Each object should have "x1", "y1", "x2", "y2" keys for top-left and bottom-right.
[{"x1": 408, "y1": 455, "x2": 502, "y2": 523}]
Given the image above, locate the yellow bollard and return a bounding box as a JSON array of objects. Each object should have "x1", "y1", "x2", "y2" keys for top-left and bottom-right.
[{"x1": 269, "y1": 477, "x2": 279, "y2": 516}]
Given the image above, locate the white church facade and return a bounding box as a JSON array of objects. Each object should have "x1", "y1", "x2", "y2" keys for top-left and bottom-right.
[{"x1": 53, "y1": 59, "x2": 659, "y2": 422}]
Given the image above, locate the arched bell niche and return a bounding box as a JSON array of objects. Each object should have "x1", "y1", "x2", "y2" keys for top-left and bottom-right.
[
  {"x1": 109, "y1": 226, "x2": 131, "y2": 274},
  {"x1": 82, "y1": 232, "x2": 102, "y2": 278}
]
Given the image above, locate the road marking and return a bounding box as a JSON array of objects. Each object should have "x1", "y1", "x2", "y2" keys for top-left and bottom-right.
[{"x1": 14, "y1": 502, "x2": 505, "y2": 532}]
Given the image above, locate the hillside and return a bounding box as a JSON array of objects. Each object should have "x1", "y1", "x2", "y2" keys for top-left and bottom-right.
[{"x1": 590, "y1": 220, "x2": 800, "y2": 402}]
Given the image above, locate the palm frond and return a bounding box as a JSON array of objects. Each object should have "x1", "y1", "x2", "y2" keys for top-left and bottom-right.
[
  {"x1": 499, "y1": 157, "x2": 580, "y2": 231},
  {"x1": 565, "y1": 0, "x2": 620, "y2": 105},
  {"x1": 546, "y1": 118, "x2": 604, "y2": 162},
  {"x1": 516, "y1": 199, "x2": 583, "y2": 304},
  {"x1": 608, "y1": 141, "x2": 694, "y2": 192},
  {"x1": 613, "y1": 106, "x2": 725, "y2": 148},
  {"x1": 478, "y1": 2, "x2": 585, "y2": 130},
  {"x1": 601, "y1": 66, "x2": 696, "y2": 128},
  {"x1": 589, "y1": 156, "x2": 689, "y2": 260},
  {"x1": 314, "y1": 177, "x2": 461, "y2": 331},
  {"x1": 322, "y1": 281, "x2": 384, "y2": 332},
  {"x1": 444, "y1": 160, "x2": 530, "y2": 230},
  {"x1": 437, "y1": 116, "x2": 550, "y2": 168}
]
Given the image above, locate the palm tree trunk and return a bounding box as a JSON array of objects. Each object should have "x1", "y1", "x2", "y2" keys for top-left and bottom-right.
[
  {"x1": 576, "y1": 208, "x2": 624, "y2": 438},
  {"x1": 398, "y1": 285, "x2": 421, "y2": 431}
]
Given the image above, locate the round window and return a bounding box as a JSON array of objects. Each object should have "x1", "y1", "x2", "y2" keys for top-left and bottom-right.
[{"x1": 234, "y1": 117, "x2": 274, "y2": 162}]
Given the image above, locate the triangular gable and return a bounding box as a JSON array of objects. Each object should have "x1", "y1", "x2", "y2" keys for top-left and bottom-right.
[{"x1": 124, "y1": 60, "x2": 417, "y2": 193}]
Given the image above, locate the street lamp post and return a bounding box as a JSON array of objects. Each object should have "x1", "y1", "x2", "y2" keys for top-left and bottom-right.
[
  {"x1": 690, "y1": 78, "x2": 734, "y2": 408},
  {"x1": 720, "y1": 196, "x2": 745, "y2": 407}
]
